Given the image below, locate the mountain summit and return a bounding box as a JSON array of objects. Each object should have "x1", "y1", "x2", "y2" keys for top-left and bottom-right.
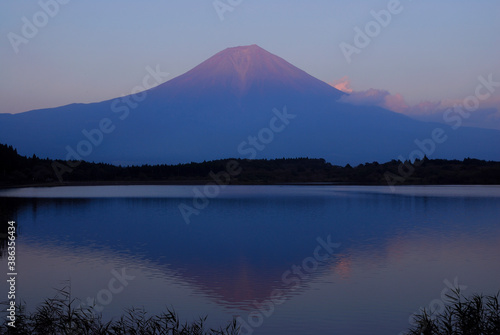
[
  {"x1": 0, "y1": 45, "x2": 499, "y2": 167},
  {"x1": 155, "y1": 44, "x2": 344, "y2": 99},
  {"x1": 147, "y1": 44, "x2": 344, "y2": 111}
]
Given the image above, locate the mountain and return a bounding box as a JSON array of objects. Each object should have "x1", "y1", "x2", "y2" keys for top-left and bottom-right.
[
  {"x1": 0, "y1": 44, "x2": 499, "y2": 167},
  {"x1": 156, "y1": 44, "x2": 343, "y2": 99}
]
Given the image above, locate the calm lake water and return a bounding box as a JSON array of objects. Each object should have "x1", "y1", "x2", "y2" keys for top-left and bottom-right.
[{"x1": 1, "y1": 185, "x2": 499, "y2": 334}]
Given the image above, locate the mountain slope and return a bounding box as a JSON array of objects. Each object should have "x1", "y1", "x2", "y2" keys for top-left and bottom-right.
[
  {"x1": 0, "y1": 44, "x2": 499, "y2": 166},
  {"x1": 152, "y1": 44, "x2": 344, "y2": 98}
]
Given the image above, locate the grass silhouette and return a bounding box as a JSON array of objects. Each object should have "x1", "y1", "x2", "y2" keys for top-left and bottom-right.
[
  {"x1": 406, "y1": 288, "x2": 500, "y2": 335},
  {"x1": 1, "y1": 283, "x2": 239, "y2": 335},
  {"x1": 2, "y1": 285, "x2": 499, "y2": 334}
]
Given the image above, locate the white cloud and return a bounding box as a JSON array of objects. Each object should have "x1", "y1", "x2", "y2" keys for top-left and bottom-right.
[
  {"x1": 330, "y1": 76, "x2": 500, "y2": 130},
  {"x1": 330, "y1": 76, "x2": 353, "y2": 93}
]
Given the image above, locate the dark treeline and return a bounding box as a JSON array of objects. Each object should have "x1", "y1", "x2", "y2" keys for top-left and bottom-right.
[{"x1": 1, "y1": 143, "x2": 500, "y2": 187}]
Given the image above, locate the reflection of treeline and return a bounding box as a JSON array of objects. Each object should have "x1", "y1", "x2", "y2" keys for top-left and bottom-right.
[
  {"x1": 1, "y1": 143, "x2": 500, "y2": 186},
  {"x1": 0, "y1": 198, "x2": 19, "y2": 258}
]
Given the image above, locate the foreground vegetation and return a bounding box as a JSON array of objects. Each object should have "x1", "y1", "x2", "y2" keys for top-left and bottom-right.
[
  {"x1": 1, "y1": 143, "x2": 500, "y2": 187},
  {"x1": 407, "y1": 289, "x2": 500, "y2": 335},
  {"x1": 1, "y1": 286, "x2": 239, "y2": 335},
  {"x1": 1, "y1": 286, "x2": 499, "y2": 334}
]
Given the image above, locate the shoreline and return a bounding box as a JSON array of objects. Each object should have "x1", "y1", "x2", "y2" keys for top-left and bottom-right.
[
  {"x1": 1, "y1": 180, "x2": 498, "y2": 191},
  {"x1": 0, "y1": 180, "x2": 351, "y2": 190}
]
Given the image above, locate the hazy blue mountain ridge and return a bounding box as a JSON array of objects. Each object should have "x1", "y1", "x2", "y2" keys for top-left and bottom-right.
[{"x1": 1, "y1": 45, "x2": 498, "y2": 165}]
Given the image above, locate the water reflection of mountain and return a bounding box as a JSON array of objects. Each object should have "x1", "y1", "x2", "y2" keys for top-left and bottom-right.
[{"x1": 1, "y1": 188, "x2": 500, "y2": 308}]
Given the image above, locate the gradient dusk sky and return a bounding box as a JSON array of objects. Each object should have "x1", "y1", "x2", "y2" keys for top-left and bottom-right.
[{"x1": 1, "y1": 0, "x2": 499, "y2": 123}]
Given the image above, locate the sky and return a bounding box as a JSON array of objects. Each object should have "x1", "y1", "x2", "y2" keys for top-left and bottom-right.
[{"x1": 1, "y1": 0, "x2": 499, "y2": 128}]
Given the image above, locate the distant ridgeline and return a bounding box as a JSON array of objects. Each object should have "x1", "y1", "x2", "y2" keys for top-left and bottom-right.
[{"x1": 1, "y1": 143, "x2": 500, "y2": 187}]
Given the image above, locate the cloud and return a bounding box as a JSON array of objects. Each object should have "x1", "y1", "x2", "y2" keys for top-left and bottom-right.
[
  {"x1": 331, "y1": 77, "x2": 408, "y2": 112},
  {"x1": 384, "y1": 93, "x2": 410, "y2": 114},
  {"x1": 330, "y1": 76, "x2": 353, "y2": 93},
  {"x1": 404, "y1": 97, "x2": 500, "y2": 129},
  {"x1": 340, "y1": 88, "x2": 386, "y2": 105},
  {"x1": 331, "y1": 76, "x2": 500, "y2": 130},
  {"x1": 406, "y1": 101, "x2": 443, "y2": 115}
]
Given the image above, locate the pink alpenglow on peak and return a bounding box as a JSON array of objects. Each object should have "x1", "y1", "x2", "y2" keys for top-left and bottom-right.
[{"x1": 152, "y1": 44, "x2": 345, "y2": 99}]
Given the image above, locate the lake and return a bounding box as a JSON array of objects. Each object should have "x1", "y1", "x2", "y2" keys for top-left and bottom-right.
[{"x1": 1, "y1": 185, "x2": 499, "y2": 334}]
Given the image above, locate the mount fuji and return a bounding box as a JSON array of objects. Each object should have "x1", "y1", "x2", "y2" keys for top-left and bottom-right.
[{"x1": 0, "y1": 44, "x2": 499, "y2": 165}]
